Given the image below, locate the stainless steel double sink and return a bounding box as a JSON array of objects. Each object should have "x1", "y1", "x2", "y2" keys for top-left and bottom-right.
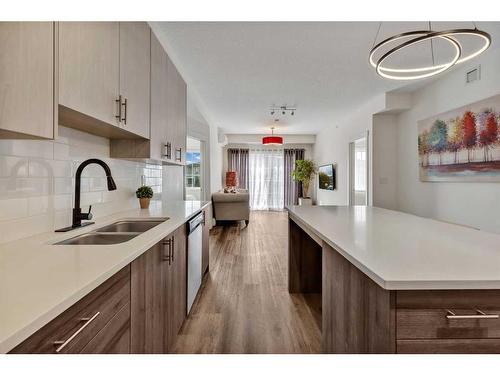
[{"x1": 55, "y1": 218, "x2": 168, "y2": 245}]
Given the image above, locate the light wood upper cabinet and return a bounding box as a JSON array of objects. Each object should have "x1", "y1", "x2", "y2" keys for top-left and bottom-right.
[
  {"x1": 167, "y1": 55, "x2": 187, "y2": 165},
  {"x1": 58, "y1": 22, "x2": 150, "y2": 139},
  {"x1": 0, "y1": 22, "x2": 55, "y2": 139},
  {"x1": 149, "y1": 31, "x2": 170, "y2": 161},
  {"x1": 119, "y1": 22, "x2": 150, "y2": 139},
  {"x1": 59, "y1": 22, "x2": 120, "y2": 128},
  {"x1": 110, "y1": 30, "x2": 186, "y2": 165}
]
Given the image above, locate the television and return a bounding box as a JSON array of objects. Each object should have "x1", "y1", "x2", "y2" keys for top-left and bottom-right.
[{"x1": 318, "y1": 164, "x2": 335, "y2": 190}]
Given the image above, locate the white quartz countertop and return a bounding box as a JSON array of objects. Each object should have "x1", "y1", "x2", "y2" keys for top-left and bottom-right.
[
  {"x1": 0, "y1": 200, "x2": 210, "y2": 353},
  {"x1": 287, "y1": 205, "x2": 500, "y2": 291}
]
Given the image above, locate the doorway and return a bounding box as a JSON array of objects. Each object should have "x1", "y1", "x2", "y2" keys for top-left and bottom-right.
[
  {"x1": 349, "y1": 136, "x2": 368, "y2": 206},
  {"x1": 185, "y1": 137, "x2": 205, "y2": 201}
]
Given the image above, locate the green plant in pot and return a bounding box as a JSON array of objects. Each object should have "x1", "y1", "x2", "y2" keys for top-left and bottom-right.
[
  {"x1": 136, "y1": 185, "x2": 154, "y2": 209},
  {"x1": 291, "y1": 159, "x2": 316, "y2": 205}
]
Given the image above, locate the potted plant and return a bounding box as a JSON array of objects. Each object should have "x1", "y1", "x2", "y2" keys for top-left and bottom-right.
[
  {"x1": 291, "y1": 159, "x2": 316, "y2": 205},
  {"x1": 136, "y1": 185, "x2": 154, "y2": 209}
]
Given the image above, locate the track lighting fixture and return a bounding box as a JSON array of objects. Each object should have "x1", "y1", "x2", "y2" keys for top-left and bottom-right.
[{"x1": 270, "y1": 105, "x2": 297, "y2": 117}]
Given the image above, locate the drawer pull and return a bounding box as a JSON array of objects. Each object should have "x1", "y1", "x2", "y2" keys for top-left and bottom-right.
[
  {"x1": 162, "y1": 239, "x2": 172, "y2": 263},
  {"x1": 446, "y1": 309, "x2": 499, "y2": 320},
  {"x1": 53, "y1": 311, "x2": 100, "y2": 353}
]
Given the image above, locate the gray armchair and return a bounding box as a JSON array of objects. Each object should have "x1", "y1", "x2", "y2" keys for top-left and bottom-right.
[{"x1": 212, "y1": 189, "x2": 250, "y2": 226}]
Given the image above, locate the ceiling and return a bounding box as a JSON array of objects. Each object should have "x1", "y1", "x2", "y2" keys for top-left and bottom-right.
[{"x1": 152, "y1": 22, "x2": 500, "y2": 134}]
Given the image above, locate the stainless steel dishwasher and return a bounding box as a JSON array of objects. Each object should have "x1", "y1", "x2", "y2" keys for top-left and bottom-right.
[{"x1": 187, "y1": 212, "x2": 204, "y2": 313}]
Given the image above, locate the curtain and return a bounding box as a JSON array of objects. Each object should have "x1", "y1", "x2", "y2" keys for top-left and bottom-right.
[
  {"x1": 284, "y1": 149, "x2": 305, "y2": 206},
  {"x1": 249, "y1": 149, "x2": 284, "y2": 211},
  {"x1": 227, "y1": 148, "x2": 249, "y2": 189}
]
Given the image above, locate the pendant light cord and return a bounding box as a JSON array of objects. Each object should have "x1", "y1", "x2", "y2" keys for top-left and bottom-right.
[
  {"x1": 372, "y1": 22, "x2": 382, "y2": 49},
  {"x1": 429, "y1": 21, "x2": 435, "y2": 66}
]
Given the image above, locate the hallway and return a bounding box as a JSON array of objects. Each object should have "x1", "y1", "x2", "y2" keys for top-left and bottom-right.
[{"x1": 173, "y1": 211, "x2": 321, "y2": 354}]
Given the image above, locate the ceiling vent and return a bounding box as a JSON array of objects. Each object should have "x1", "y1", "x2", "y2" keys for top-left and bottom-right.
[{"x1": 466, "y1": 65, "x2": 481, "y2": 84}]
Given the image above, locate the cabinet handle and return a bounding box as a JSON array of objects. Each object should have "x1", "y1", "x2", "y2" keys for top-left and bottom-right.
[
  {"x1": 446, "y1": 309, "x2": 499, "y2": 319},
  {"x1": 115, "y1": 95, "x2": 122, "y2": 123},
  {"x1": 175, "y1": 147, "x2": 182, "y2": 162},
  {"x1": 53, "y1": 311, "x2": 100, "y2": 353},
  {"x1": 121, "y1": 97, "x2": 127, "y2": 125},
  {"x1": 171, "y1": 236, "x2": 175, "y2": 263},
  {"x1": 162, "y1": 239, "x2": 172, "y2": 263},
  {"x1": 163, "y1": 142, "x2": 172, "y2": 159}
]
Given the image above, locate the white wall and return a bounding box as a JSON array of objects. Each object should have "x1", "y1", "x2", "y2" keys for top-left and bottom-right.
[
  {"x1": 209, "y1": 126, "x2": 224, "y2": 194},
  {"x1": 396, "y1": 48, "x2": 500, "y2": 233},
  {"x1": 372, "y1": 114, "x2": 398, "y2": 210},
  {"x1": 187, "y1": 116, "x2": 211, "y2": 201},
  {"x1": 313, "y1": 95, "x2": 385, "y2": 205}
]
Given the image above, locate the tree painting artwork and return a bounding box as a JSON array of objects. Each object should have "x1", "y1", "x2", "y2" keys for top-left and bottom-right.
[{"x1": 418, "y1": 93, "x2": 500, "y2": 182}]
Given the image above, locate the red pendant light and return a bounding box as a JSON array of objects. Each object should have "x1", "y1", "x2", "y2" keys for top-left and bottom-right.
[{"x1": 262, "y1": 127, "x2": 283, "y2": 145}]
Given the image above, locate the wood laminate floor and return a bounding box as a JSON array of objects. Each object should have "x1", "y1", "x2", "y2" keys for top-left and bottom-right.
[{"x1": 173, "y1": 211, "x2": 321, "y2": 354}]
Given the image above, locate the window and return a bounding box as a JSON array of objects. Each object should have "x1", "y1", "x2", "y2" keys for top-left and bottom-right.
[
  {"x1": 186, "y1": 152, "x2": 201, "y2": 188},
  {"x1": 248, "y1": 149, "x2": 284, "y2": 210}
]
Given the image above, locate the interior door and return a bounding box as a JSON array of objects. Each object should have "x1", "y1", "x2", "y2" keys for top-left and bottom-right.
[{"x1": 349, "y1": 135, "x2": 369, "y2": 206}]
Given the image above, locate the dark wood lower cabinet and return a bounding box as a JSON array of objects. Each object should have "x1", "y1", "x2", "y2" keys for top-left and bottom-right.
[
  {"x1": 10, "y1": 266, "x2": 131, "y2": 354},
  {"x1": 80, "y1": 303, "x2": 131, "y2": 354},
  {"x1": 289, "y1": 215, "x2": 500, "y2": 354},
  {"x1": 10, "y1": 217, "x2": 194, "y2": 354},
  {"x1": 130, "y1": 225, "x2": 187, "y2": 353},
  {"x1": 322, "y1": 243, "x2": 395, "y2": 353},
  {"x1": 130, "y1": 241, "x2": 167, "y2": 353},
  {"x1": 168, "y1": 225, "x2": 187, "y2": 350},
  {"x1": 397, "y1": 339, "x2": 500, "y2": 354}
]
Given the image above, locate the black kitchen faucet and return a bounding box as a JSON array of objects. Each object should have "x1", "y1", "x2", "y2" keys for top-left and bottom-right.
[{"x1": 56, "y1": 159, "x2": 116, "y2": 232}]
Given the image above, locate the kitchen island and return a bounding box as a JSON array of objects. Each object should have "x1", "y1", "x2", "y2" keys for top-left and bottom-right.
[{"x1": 287, "y1": 205, "x2": 500, "y2": 354}]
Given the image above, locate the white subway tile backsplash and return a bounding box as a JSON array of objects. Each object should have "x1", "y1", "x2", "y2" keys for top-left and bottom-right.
[
  {"x1": 53, "y1": 177, "x2": 73, "y2": 195},
  {"x1": 88, "y1": 177, "x2": 106, "y2": 192},
  {"x1": 28, "y1": 196, "x2": 51, "y2": 216},
  {"x1": 0, "y1": 140, "x2": 53, "y2": 159},
  {"x1": 54, "y1": 194, "x2": 73, "y2": 211},
  {"x1": 53, "y1": 143, "x2": 70, "y2": 161},
  {"x1": 0, "y1": 156, "x2": 29, "y2": 177},
  {"x1": 0, "y1": 178, "x2": 52, "y2": 198},
  {"x1": 0, "y1": 126, "x2": 170, "y2": 245},
  {"x1": 80, "y1": 191, "x2": 103, "y2": 206},
  {"x1": 28, "y1": 159, "x2": 72, "y2": 178}
]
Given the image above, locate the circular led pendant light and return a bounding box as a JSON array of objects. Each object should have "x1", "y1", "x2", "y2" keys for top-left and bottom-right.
[
  {"x1": 369, "y1": 23, "x2": 491, "y2": 81},
  {"x1": 262, "y1": 127, "x2": 283, "y2": 145},
  {"x1": 376, "y1": 31, "x2": 462, "y2": 80}
]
